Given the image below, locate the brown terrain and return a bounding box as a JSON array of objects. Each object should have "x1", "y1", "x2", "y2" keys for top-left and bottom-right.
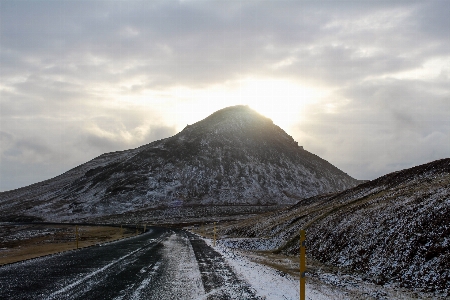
[{"x1": 0, "y1": 224, "x2": 137, "y2": 265}]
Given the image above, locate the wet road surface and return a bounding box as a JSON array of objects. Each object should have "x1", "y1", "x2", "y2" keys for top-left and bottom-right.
[{"x1": 0, "y1": 227, "x2": 259, "y2": 300}]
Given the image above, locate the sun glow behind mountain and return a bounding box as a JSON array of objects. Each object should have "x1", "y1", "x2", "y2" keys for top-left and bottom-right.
[
  {"x1": 157, "y1": 78, "x2": 325, "y2": 133},
  {"x1": 237, "y1": 78, "x2": 323, "y2": 129}
]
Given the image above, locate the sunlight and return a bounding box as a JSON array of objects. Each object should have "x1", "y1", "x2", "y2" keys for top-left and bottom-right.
[
  {"x1": 126, "y1": 77, "x2": 325, "y2": 135},
  {"x1": 236, "y1": 78, "x2": 322, "y2": 130},
  {"x1": 184, "y1": 78, "x2": 322, "y2": 131}
]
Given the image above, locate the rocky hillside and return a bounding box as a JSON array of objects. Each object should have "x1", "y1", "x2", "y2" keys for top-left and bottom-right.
[
  {"x1": 0, "y1": 105, "x2": 360, "y2": 223},
  {"x1": 219, "y1": 158, "x2": 450, "y2": 295}
]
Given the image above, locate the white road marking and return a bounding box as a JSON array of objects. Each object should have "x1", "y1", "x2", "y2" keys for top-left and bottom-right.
[
  {"x1": 130, "y1": 261, "x2": 161, "y2": 300},
  {"x1": 45, "y1": 238, "x2": 162, "y2": 300}
]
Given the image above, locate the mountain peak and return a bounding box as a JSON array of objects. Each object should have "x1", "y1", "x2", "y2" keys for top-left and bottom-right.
[
  {"x1": 205, "y1": 105, "x2": 269, "y2": 122},
  {"x1": 175, "y1": 105, "x2": 296, "y2": 151},
  {"x1": 181, "y1": 105, "x2": 273, "y2": 135}
]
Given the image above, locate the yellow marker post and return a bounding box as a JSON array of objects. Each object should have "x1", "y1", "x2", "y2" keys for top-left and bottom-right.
[
  {"x1": 213, "y1": 222, "x2": 217, "y2": 247},
  {"x1": 299, "y1": 230, "x2": 306, "y2": 300},
  {"x1": 76, "y1": 225, "x2": 79, "y2": 249}
]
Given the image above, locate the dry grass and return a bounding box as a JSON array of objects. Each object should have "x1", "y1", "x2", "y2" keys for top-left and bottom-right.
[
  {"x1": 232, "y1": 249, "x2": 335, "y2": 279},
  {"x1": 244, "y1": 250, "x2": 301, "y2": 278},
  {"x1": 237, "y1": 250, "x2": 437, "y2": 299},
  {"x1": 0, "y1": 224, "x2": 137, "y2": 265}
]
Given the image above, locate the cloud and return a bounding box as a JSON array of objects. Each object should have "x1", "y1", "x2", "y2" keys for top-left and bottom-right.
[
  {"x1": 0, "y1": 0, "x2": 449, "y2": 190},
  {"x1": 294, "y1": 77, "x2": 450, "y2": 179},
  {"x1": 0, "y1": 131, "x2": 68, "y2": 191},
  {"x1": 4, "y1": 139, "x2": 55, "y2": 164},
  {"x1": 2, "y1": 1, "x2": 447, "y2": 91},
  {"x1": 79, "y1": 117, "x2": 176, "y2": 153},
  {"x1": 0, "y1": 132, "x2": 14, "y2": 162}
]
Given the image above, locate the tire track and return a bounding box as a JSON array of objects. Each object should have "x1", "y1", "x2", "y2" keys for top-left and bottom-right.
[{"x1": 187, "y1": 232, "x2": 261, "y2": 300}]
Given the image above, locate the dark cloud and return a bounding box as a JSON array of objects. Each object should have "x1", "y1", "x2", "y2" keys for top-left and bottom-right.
[
  {"x1": 1, "y1": 0, "x2": 447, "y2": 89},
  {"x1": 415, "y1": 0, "x2": 450, "y2": 40}
]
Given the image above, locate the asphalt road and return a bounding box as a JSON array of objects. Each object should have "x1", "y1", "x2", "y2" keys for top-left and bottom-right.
[{"x1": 0, "y1": 227, "x2": 259, "y2": 300}]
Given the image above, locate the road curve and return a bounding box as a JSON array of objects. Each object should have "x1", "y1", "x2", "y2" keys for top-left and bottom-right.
[{"x1": 0, "y1": 227, "x2": 259, "y2": 300}]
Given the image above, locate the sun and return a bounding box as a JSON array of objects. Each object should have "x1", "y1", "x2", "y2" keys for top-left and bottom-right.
[
  {"x1": 237, "y1": 78, "x2": 320, "y2": 129},
  {"x1": 131, "y1": 77, "x2": 323, "y2": 135}
]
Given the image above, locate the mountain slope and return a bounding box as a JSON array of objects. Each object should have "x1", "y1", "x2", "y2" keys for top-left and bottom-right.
[
  {"x1": 219, "y1": 158, "x2": 450, "y2": 294},
  {"x1": 0, "y1": 105, "x2": 360, "y2": 222}
]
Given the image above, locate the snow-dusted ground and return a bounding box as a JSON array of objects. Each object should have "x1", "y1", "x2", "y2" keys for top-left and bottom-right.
[
  {"x1": 204, "y1": 235, "x2": 440, "y2": 300},
  {"x1": 203, "y1": 237, "x2": 335, "y2": 300},
  {"x1": 218, "y1": 159, "x2": 450, "y2": 298}
]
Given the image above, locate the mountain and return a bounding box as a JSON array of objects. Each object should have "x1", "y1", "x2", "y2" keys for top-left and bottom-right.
[
  {"x1": 0, "y1": 105, "x2": 360, "y2": 223},
  {"x1": 219, "y1": 158, "x2": 450, "y2": 295}
]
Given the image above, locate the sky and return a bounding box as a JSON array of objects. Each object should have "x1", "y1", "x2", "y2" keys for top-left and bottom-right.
[{"x1": 1, "y1": 0, "x2": 449, "y2": 191}]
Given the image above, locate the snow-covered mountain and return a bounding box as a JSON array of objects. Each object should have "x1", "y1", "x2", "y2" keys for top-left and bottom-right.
[
  {"x1": 219, "y1": 158, "x2": 450, "y2": 295},
  {"x1": 0, "y1": 105, "x2": 360, "y2": 222}
]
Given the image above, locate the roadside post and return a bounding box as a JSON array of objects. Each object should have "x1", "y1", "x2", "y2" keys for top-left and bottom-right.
[
  {"x1": 299, "y1": 229, "x2": 306, "y2": 300},
  {"x1": 76, "y1": 225, "x2": 79, "y2": 249},
  {"x1": 213, "y1": 222, "x2": 217, "y2": 247}
]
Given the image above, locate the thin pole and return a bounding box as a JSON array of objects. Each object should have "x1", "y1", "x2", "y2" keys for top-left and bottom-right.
[
  {"x1": 76, "y1": 225, "x2": 79, "y2": 249},
  {"x1": 300, "y1": 230, "x2": 306, "y2": 300},
  {"x1": 213, "y1": 222, "x2": 217, "y2": 247}
]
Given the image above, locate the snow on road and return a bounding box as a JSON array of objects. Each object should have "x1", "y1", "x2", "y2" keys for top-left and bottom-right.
[
  {"x1": 204, "y1": 237, "x2": 334, "y2": 300},
  {"x1": 155, "y1": 233, "x2": 205, "y2": 299}
]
